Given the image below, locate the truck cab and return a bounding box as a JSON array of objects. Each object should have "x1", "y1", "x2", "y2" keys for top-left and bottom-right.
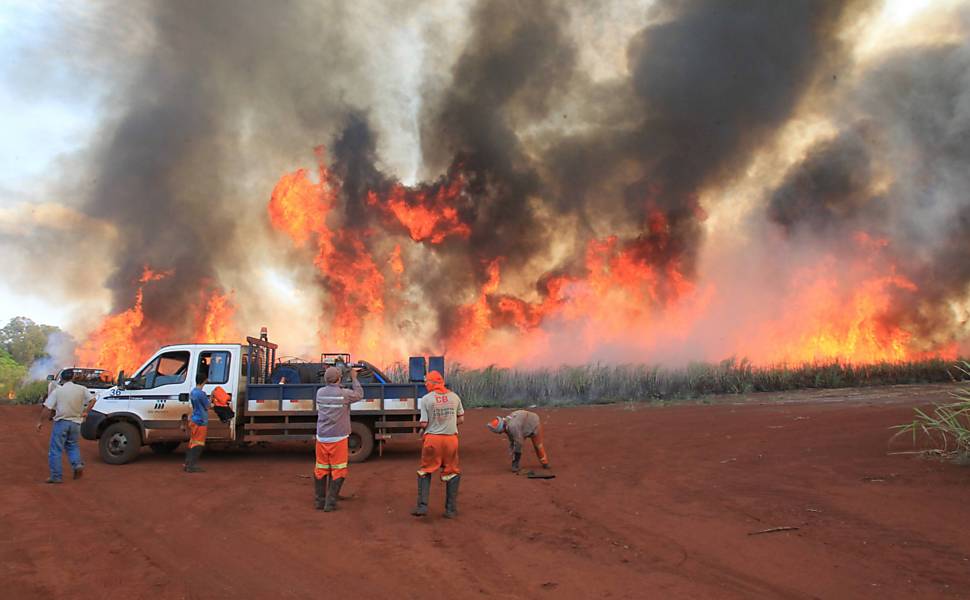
[{"x1": 81, "y1": 343, "x2": 243, "y2": 464}]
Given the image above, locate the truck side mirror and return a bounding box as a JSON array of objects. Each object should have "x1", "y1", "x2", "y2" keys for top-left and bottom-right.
[
  {"x1": 46, "y1": 374, "x2": 54, "y2": 381},
  {"x1": 117, "y1": 370, "x2": 126, "y2": 389}
]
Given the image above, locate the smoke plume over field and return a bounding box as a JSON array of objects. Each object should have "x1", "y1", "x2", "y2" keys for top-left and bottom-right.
[{"x1": 3, "y1": 0, "x2": 970, "y2": 372}]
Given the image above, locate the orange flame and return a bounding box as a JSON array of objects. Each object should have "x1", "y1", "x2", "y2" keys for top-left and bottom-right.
[
  {"x1": 76, "y1": 267, "x2": 163, "y2": 375},
  {"x1": 268, "y1": 149, "x2": 388, "y2": 355},
  {"x1": 366, "y1": 173, "x2": 470, "y2": 244},
  {"x1": 76, "y1": 267, "x2": 239, "y2": 375},
  {"x1": 197, "y1": 290, "x2": 238, "y2": 343},
  {"x1": 251, "y1": 148, "x2": 959, "y2": 369}
]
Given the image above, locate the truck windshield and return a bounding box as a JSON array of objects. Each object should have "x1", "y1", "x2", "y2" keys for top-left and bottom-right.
[{"x1": 129, "y1": 351, "x2": 190, "y2": 389}]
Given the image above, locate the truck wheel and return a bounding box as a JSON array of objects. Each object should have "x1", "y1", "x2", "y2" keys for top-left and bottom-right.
[
  {"x1": 99, "y1": 422, "x2": 141, "y2": 465},
  {"x1": 149, "y1": 441, "x2": 180, "y2": 455},
  {"x1": 348, "y1": 420, "x2": 374, "y2": 463}
]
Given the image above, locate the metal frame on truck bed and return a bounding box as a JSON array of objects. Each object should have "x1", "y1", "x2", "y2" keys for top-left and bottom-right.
[{"x1": 81, "y1": 332, "x2": 434, "y2": 465}]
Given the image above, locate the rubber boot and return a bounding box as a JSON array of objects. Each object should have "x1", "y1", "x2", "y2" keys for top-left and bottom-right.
[
  {"x1": 411, "y1": 474, "x2": 431, "y2": 516},
  {"x1": 314, "y1": 475, "x2": 329, "y2": 510},
  {"x1": 324, "y1": 477, "x2": 344, "y2": 512},
  {"x1": 184, "y1": 446, "x2": 206, "y2": 473},
  {"x1": 511, "y1": 452, "x2": 521, "y2": 472},
  {"x1": 443, "y1": 475, "x2": 461, "y2": 519}
]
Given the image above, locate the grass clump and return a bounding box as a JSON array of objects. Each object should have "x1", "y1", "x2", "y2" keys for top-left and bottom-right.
[{"x1": 893, "y1": 362, "x2": 970, "y2": 462}]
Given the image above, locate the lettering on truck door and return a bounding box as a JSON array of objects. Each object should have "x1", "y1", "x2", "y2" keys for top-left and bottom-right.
[{"x1": 126, "y1": 350, "x2": 193, "y2": 442}]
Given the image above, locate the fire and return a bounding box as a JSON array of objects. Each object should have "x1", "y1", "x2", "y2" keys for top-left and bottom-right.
[
  {"x1": 366, "y1": 171, "x2": 470, "y2": 244},
  {"x1": 268, "y1": 149, "x2": 387, "y2": 355},
  {"x1": 76, "y1": 267, "x2": 239, "y2": 375},
  {"x1": 79, "y1": 144, "x2": 956, "y2": 374},
  {"x1": 76, "y1": 267, "x2": 161, "y2": 375},
  {"x1": 741, "y1": 260, "x2": 926, "y2": 365},
  {"x1": 197, "y1": 290, "x2": 238, "y2": 343}
]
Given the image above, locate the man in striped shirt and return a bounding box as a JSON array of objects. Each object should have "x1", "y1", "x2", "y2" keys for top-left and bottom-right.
[{"x1": 313, "y1": 366, "x2": 363, "y2": 511}]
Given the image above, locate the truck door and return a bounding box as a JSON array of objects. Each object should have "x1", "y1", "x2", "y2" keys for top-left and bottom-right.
[
  {"x1": 125, "y1": 349, "x2": 193, "y2": 442},
  {"x1": 196, "y1": 349, "x2": 237, "y2": 441}
]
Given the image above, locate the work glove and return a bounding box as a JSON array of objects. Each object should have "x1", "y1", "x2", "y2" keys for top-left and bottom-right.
[{"x1": 511, "y1": 452, "x2": 521, "y2": 472}]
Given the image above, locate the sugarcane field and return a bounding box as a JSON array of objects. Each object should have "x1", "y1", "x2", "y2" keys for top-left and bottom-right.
[{"x1": 2, "y1": 1, "x2": 970, "y2": 599}]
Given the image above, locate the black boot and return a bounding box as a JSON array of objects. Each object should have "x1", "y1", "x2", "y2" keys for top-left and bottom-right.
[
  {"x1": 511, "y1": 452, "x2": 521, "y2": 472},
  {"x1": 314, "y1": 475, "x2": 329, "y2": 510},
  {"x1": 443, "y1": 475, "x2": 461, "y2": 518},
  {"x1": 411, "y1": 474, "x2": 431, "y2": 516},
  {"x1": 324, "y1": 477, "x2": 344, "y2": 512},
  {"x1": 184, "y1": 447, "x2": 205, "y2": 473}
]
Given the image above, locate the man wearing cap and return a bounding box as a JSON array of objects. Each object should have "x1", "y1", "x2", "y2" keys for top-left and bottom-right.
[
  {"x1": 313, "y1": 366, "x2": 363, "y2": 511},
  {"x1": 412, "y1": 370, "x2": 464, "y2": 518},
  {"x1": 487, "y1": 410, "x2": 551, "y2": 472}
]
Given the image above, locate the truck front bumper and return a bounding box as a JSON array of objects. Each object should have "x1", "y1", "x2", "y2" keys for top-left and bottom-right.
[{"x1": 81, "y1": 410, "x2": 107, "y2": 440}]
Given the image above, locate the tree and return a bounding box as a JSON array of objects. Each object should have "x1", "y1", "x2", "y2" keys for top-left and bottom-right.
[
  {"x1": 0, "y1": 317, "x2": 60, "y2": 366},
  {"x1": 0, "y1": 348, "x2": 27, "y2": 399}
]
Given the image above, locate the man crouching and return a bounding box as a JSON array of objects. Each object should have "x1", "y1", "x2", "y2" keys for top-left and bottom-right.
[
  {"x1": 313, "y1": 366, "x2": 363, "y2": 511},
  {"x1": 487, "y1": 410, "x2": 551, "y2": 472}
]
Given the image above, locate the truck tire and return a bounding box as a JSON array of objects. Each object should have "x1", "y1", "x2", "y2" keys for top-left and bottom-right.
[
  {"x1": 149, "y1": 441, "x2": 180, "y2": 455},
  {"x1": 348, "y1": 420, "x2": 374, "y2": 463},
  {"x1": 99, "y1": 421, "x2": 141, "y2": 465}
]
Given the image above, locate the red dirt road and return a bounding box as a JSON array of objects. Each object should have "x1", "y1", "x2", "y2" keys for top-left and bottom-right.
[{"x1": 3, "y1": 384, "x2": 969, "y2": 599}]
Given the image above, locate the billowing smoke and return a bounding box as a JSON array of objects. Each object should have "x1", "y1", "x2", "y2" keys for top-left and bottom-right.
[
  {"x1": 767, "y1": 12, "x2": 970, "y2": 350},
  {"x1": 5, "y1": 0, "x2": 970, "y2": 370},
  {"x1": 26, "y1": 331, "x2": 77, "y2": 382}
]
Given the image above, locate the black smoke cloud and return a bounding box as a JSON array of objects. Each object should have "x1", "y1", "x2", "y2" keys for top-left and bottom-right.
[
  {"x1": 18, "y1": 0, "x2": 946, "y2": 359},
  {"x1": 768, "y1": 128, "x2": 876, "y2": 232},
  {"x1": 398, "y1": 0, "x2": 869, "y2": 335}
]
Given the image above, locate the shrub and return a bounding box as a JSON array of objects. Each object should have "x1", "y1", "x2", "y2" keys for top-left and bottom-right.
[
  {"x1": 892, "y1": 362, "x2": 970, "y2": 461},
  {"x1": 15, "y1": 379, "x2": 49, "y2": 405}
]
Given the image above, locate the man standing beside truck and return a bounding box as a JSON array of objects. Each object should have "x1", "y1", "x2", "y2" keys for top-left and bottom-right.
[
  {"x1": 412, "y1": 370, "x2": 464, "y2": 518},
  {"x1": 36, "y1": 369, "x2": 86, "y2": 483},
  {"x1": 184, "y1": 372, "x2": 210, "y2": 473},
  {"x1": 313, "y1": 366, "x2": 363, "y2": 512}
]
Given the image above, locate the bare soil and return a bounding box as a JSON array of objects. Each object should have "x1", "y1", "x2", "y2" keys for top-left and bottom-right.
[{"x1": 2, "y1": 384, "x2": 969, "y2": 599}]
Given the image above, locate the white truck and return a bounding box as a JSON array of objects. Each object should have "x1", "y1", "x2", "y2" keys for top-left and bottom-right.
[{"x1": 81, "y1": 333, "x2": 438, "y2": 465}]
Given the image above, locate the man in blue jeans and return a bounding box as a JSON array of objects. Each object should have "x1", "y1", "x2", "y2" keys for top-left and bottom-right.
[{"x1": 36, "y1": 369, "x2": 88, "y2": 483}]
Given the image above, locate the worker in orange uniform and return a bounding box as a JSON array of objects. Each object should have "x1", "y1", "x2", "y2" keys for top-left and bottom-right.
[
  {"x1": 487, "y1": 410, "x2": 551, "y2": 472},
  {"x1": 313, "y1": 366, "x2": 363, "y2": 511},
  {"x1": 184, "y1": 371, "x2": 210, "y2": 473},
  {"x1": 211, "y1": 385, "x2": 234, "y2": 423},
  {"x1": 412, "y1": 370, "x2": 464, "y2": 518}
]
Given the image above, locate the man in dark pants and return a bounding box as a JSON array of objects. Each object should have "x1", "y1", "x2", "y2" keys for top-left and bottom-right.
[
  {"x1": 184, "y1": 372, "x2": 210, "y2": 473},
  {"x1": 36, "y1": 369, "x2": 86, "y2": 483}
]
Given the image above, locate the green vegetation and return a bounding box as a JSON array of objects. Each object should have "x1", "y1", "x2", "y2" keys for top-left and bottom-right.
[
  {"x1": 387, "y1": 357, "x2": 958, "y2": 407},
  {"x1": 0, "y1": 317, "x2": 65, "y2": 404},
  {"x1": 15, "y1": 379, "x2": 49, "y2": 405},
  {"x1": 0, "y1": 348, "x2": 28, "y2": 400},
  {"x1": 1, "y1": 316, "x2": 60, "y2": 365},
  {"x1": 893, "y1": 362, "x2": 970, "y2": 462}
]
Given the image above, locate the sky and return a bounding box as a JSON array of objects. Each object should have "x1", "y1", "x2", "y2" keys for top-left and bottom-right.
[{"x1": 0, "y1": 1, "x2": 102, "y2": 326}]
